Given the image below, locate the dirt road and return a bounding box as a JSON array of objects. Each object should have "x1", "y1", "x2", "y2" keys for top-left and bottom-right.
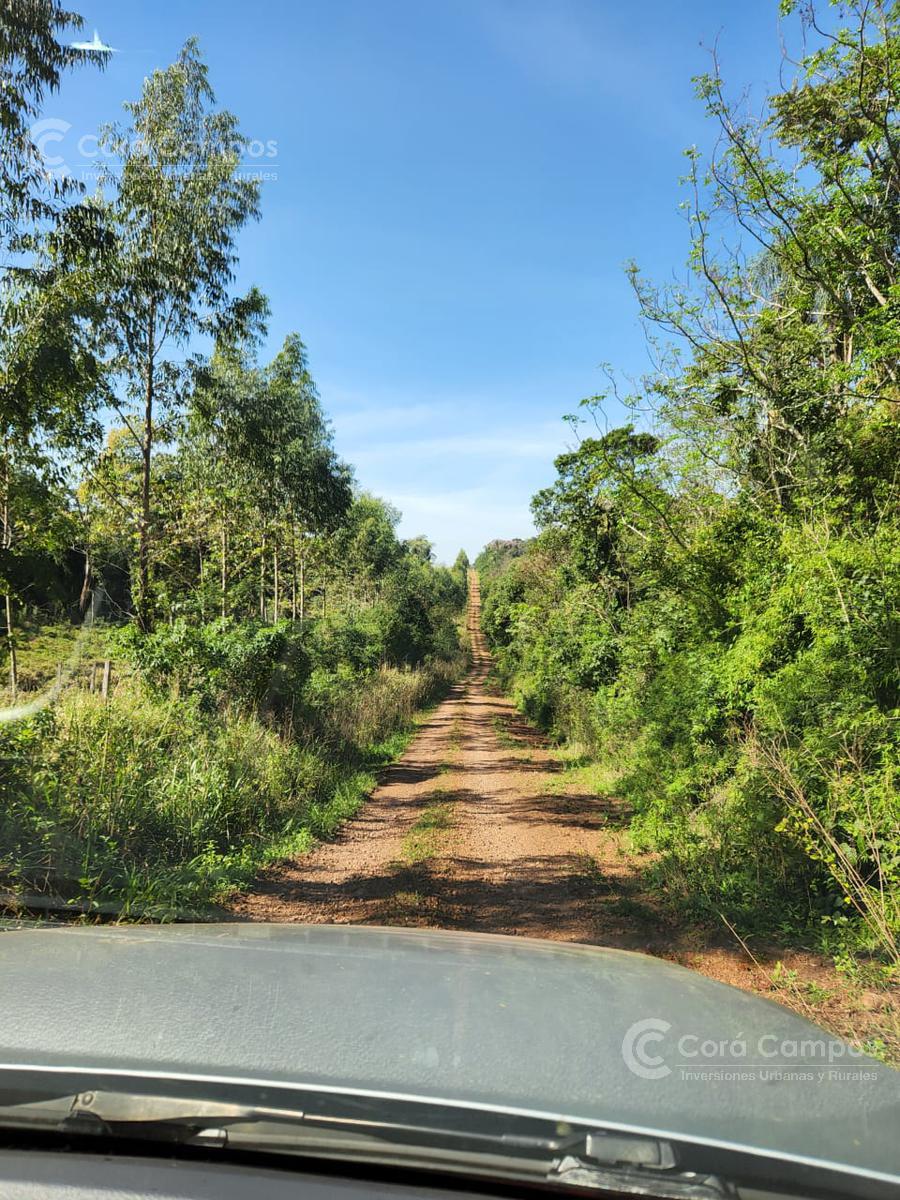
[
  {"x1": 232, "y1": 572, "x2": 654, "y2": 946},
  {"x1": 231, "y1": 574, "x2": 895, "y2": 1052}
]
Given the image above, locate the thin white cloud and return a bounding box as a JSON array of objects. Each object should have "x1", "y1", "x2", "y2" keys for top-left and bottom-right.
[
  {"x1": 482, "y1": 0, "x2": 612, "y2": 92},
  {"x1": 329, "y1": 401, "x2": 439, "y2": 438},
  {"x1": 388, "y1": 485, "x2": 538, "y2": 563},
  {"x1": 319, "y1": 386, "x2": 583, "y2": 562},
  {"x1": 346, "y1": 428, "x2": 565, "y2": 466},
  {"x1": 479, "y1": 0, "x2": 691, "y2": 134},
  {"x1": 390, "y1": 485, "x2": 512, "y2": 516}
]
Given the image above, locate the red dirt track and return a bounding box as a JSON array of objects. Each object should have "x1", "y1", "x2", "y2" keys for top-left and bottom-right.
[{"x1": 230, "y1": 572, "x2": 649, "y2": 943}]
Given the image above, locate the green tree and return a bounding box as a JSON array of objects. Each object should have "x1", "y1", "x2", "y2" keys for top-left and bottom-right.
[
  {"x1": 0, "y1": 0, "x2": 106, "y2": 255},
  {"x1": 333, "y1": 495, "x2": 403, "y2": 580},
  {"x1": 98, "y1": 38, "x2": 261, "y2": 629},
  {"x1": 185, "y1": 329, "x2": 352, "y2": 622},
  {"x1": 0, "y1": 246, "x2": 107, "y2": 695},
  {"x1": 480, "y1": 0, "x2": 900, "y2": 956},
  {"x1": 260, "y1": 334, "x2": 353, "y2": 621}
]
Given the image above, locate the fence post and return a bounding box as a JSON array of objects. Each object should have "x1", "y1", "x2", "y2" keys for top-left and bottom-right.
[{"x1": 100, "y1": 659, "x2": 111, "y2": 700}]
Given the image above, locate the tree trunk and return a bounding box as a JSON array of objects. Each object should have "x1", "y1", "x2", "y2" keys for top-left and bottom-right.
[
  {"x1": 299, "y1": 555, "x2": 305, "y2": 624},
  {"x1": 290, "y1": 520, "x2": 297, "y2": 622},
  {"x1": 259, "y1": 532, "x2": 266, "y2": 621},
  {"x1": 273, "y1": 542, "x2": 280, "y2": 625},
  {"x1": 220, "y1": 516, "x2": 228, "y2": 620},
  {"x1": 137, "y1": 299, "x2": 156, "y2": 633},
  {"x1": 78, "y1": 545, "x2": 93, "y2": 615},
  {"x1": 4, "y1": 592, "x2": 16, "y2": 702},
  {"x1": 1, "y1": 450, "x2": 16, "y2": 699}
]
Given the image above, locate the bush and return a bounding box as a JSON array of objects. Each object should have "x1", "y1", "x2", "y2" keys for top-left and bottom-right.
[
  {"x1": 116, "y1": 620, "x2": 310, "y2": 713},
  {"x1": 0, "y1": 643, "x2": 465, "y2": 918},
  {"x1": 1, "y1": 555, "x2": 469, "y2": 917},
  {"x1": 478, "y1": 515, "x2": 900, "y2": 958}
]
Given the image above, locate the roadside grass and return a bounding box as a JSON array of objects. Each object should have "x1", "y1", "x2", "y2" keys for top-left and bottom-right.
[
  {"x1": 0, "y1": 650, "x2": 466, "y2": 921},
  {"x1": 455, "y1": 618, "x2": 473, "y2": 669},
  {"x1": 482, "y1": 664, "x2": 506, "y2": 696},
  {"x1": 491, "y1": 713, "x2": 536, "y2": 761},
  {"x1": 490, "y1": 683, "x2": 900, "y2": 1067},
  {"x1": 544, "y1": 744, "x2": 623, "y2": 796},
  {"x1": 765, "y1": 958, "x2": 900, "y2": 1067}
]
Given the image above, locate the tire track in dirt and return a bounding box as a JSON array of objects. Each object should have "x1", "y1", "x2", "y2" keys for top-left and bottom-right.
[
  {"x1": 230, "y1": 573, "x2": 654, "y2": 948},
  {"x1": 413, "y1": 574, "x2": 652, "y2": 944}
]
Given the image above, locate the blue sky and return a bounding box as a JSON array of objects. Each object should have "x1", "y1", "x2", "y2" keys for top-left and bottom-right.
[{"x1": 46, "y1": 0, "x2": 792, "y2": 562}]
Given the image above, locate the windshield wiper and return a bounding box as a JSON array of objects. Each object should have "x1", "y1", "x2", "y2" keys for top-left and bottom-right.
[
  {"x1": 0, "y1": 1083, "x2": 884, "y2": 1200},
  {"x1": 0, "y1": 1085, "x2": 728, "y2": 1194},
  {"x1": 547, "y1": 1131, "x2": 726, "y2": 1199},
  {"x1": 0, "y1": 1088, "x2": 273, "y2": 1147},
  {"x1": 549, "y1": 1155, "x2": 724, "y2": 1199}
]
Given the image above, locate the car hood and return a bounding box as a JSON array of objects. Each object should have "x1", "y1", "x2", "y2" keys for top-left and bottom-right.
[{"x1": 0, "y1": 923, "x2": 897, "y2": 1184}]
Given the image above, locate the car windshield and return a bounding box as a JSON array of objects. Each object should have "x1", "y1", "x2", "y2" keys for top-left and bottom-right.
[{"x1": 0, "y1": 1, "x2": 898, "y2": 1195}]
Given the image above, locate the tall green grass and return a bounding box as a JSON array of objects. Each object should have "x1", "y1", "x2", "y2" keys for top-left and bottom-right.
[{"x1": 0, "y1": 658, "x2": 463, "y2": 920}]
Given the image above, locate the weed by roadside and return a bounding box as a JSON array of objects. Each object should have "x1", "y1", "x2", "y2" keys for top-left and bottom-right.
[{"x1": 0, "y1": 653, "x2": 465, "y2": 921}]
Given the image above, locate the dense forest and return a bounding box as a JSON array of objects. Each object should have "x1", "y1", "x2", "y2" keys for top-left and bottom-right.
[
  {"x1": 478, "y1": 0, "x2": 899, "y2": 965},
  {"x1": 1, "y1": 7, "x2": 468, "y2": 916}
]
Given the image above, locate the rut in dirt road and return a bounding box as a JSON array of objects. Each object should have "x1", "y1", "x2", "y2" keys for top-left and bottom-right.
[{"x1": 230, "y1": 571, "x2": 657, "y2": 948}]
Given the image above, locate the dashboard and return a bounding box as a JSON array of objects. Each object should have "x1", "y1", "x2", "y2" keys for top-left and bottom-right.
[{"x1": 0, "y1": 1149, "x2": 507, "y2": 1200}]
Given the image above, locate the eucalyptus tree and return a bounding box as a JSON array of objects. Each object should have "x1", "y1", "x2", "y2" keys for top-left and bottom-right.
[
  {"x1": 1, "y1": 0, "x2": 107, "y2": 685},
  {"x1": 265, "y1": 335, "x2": 346, "y2": 519},
  {"x1": 184, "y1": 311, "x2": 270, "y2": 620},
  {"x1": 187, "y1": 331, "x2": 353, "y2": 622},
  {"x1": 0, "y1": 0, "x2": 107, "y2": 259},
  {"x1": 332, "y1": 495, "x2": 403, "y2": 581},
  {"x1": 98, "y1": 39, "x2": 261, "y2": 630},
  {"x1": 0, "y1": 243, "x2": 107, "y2": 694}
]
